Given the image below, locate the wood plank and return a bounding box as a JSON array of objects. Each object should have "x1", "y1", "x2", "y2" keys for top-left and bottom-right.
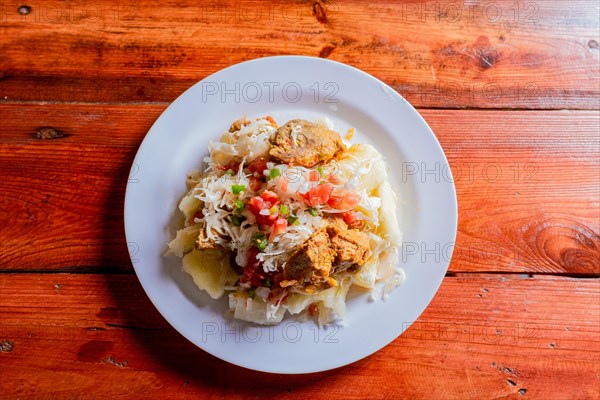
[
  {"x1": 0, "y1": 105, "x2": 600, "y2": 274},
  {"x1": 0, "y1": 273, "x2": 598, "y2": 398},
  {"x1": 438, "y1": 111, "x2": 600, "y2": 275},
  {"x1": 1, "y1": 0, "x2": 599, "y2": 108},
  {"x1": 0, "y1": 105, "x2": 156, "y2": 272},
  {"x1": 1, "y1": 105, "x2": 598, "y2": 273}
]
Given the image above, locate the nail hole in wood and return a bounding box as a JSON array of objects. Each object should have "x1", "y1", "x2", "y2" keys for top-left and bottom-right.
[
  {"x1": 18, "y1": 5, "x2": 31, "y2": 15},
  {"x1": 0, "y1": 340, "x2": 14, "y2": 352},
  {"x1": 34, "y1": 127, "x2": 64, "y2": 139}
]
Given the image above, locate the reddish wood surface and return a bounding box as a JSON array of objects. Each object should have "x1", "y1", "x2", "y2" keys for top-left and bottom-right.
[
  {"x1": 1, "y1": 106, "x2": 598, "y2": 273},
  {"x1": 0, "y1": 274, "x2": 600, "y2": 399},
  {"x1": 1, "y1": 0, "x2": 599, "y2": 108},
  {"x1": 0, "y1": 274, "x2": 598, "y2": 399},
  {"x1": 1, "y1": 0, "x2": 599, "y2": 398}
]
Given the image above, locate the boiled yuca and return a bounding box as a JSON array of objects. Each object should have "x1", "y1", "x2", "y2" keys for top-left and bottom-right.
[
  {"x1": 182, "y1": 250, "x2": 238, "y2": 299},
  {"x1": 376, "y1": 181, "x2": 402, "y2": 246},
  {"x1": 335, "y1": 144, "x2": 387, "y2": 194}
]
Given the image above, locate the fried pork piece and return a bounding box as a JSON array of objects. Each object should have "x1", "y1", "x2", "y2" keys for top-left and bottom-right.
[
  {"x1": 282, "y1": 217, "x2": 371, "y2": 292},
  {"x1": 327, "y1": 221, "x2": 371, "y2": 273},
  {"x1": 228, "y1": 116, "x2": 248, "y2": 132},
  {"x1": 282, "y1": 229, "x2": 335, "y2": 286},
  {"x1": 269, "y1": 119, "x2": 346, "y2": 167}
]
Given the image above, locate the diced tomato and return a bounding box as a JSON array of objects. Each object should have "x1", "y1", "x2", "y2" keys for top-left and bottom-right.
[
  {"x1": 249, "y1": 176, "x2": 263, "y2": 191},
  {"x1": 247, "y1": 194, "x2": 280, "y2": 226},
  {"x1": 327, "y1": 191, "x2": 361, "y2": 210},
  {"x1": 241, "y1": 247, "x2": 264, "y2": 286},
  {"x1": 270, "y1": 218, "x2": 288, "y2": 239},
  {"x1": 247, "y1": 157, "x2": 269, "y2": 176},
  {"x1": 328, "y1": 174, "x2": 341, "y2": 184},
  {"x1": 241, "y1": 247, "x2": 286, "y2": 288},
  {"x1": 249, "y1": 196, "x2": 266, "y2": 211},
  {"x1": 260, "y1": 190, "x2": 279, "y2": 204},
  {"x1": 308, "y1": 170, "x2": 320, "y2": 182},
  {"x1": 301, "y1": 183, "x2": 334, "y2": 206},
  {"x1": 278, "y1": 177, "x2": 289, "y2": 193},
  {"x1": 343, "y1": 211, "x2": 363, "y2": 228},
  {"x1": 327, "y1": 195, "x2": 343, "y2": 208},
  {"x1": 216, "y1": 161, "x2": 240, "y2": 173},
  {"x1": 272, "y1": 272, "x2": 285, "y2": 288},
  {"x1": 343, "y1": 192, "x2": 361, "y2": 209},
  {"x1": 255, "y1": 215, "x2": 272, "y2": 226}
]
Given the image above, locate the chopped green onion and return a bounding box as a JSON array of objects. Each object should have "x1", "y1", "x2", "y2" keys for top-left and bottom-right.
[
  {"x1": 287, "y1": 214, "x2": 298, "y2": 225},
  {"x1": 230, "y1": 215, "x2": 243, "y2": 226},
  {"x1": 264, "y1": 278, "x2": 273, "y2": 288},
  {"x1": 257, "y1": 239, "x2": 268, "y2": 251},
  {"x1": 293, "y1": 220, "x2": 300, "y2": 226},
  {"x1": 234, "y1": 199, "x2": 245, "y2": 211},
  {"x1": 279, "y1": 204, "x2": 289, "y2": 215},
  {"x1": 308, "y1": 207, "x2": 319, "y2": 217},
  {"x1": 269, "y1": 168, "x2": 280, "y2": 179},
  {"x1": 231, "y1": 184, "x2": 245, "y2": 194},
  {"x1": 248, "y1": 288, "x2": 256, "y2": 299},
  {"x1": 225, "y1": 169, "x2": 234, "y2": 176},
  {"x1": 252, "y1": 233, "x2": 268, "y2": 251},
  {"x1": 317, "y1": 166, "x2": 324, "y2": 177}
]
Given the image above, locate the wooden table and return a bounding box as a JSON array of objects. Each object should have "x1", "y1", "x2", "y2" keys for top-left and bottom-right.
[{"x1": 1, "y1": 0, "x2": 599, "y2": 398}]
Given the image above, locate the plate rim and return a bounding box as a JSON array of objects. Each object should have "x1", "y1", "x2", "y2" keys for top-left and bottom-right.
[{"x1": 124, "y1": 55, "x2": 458, "y2": 374}]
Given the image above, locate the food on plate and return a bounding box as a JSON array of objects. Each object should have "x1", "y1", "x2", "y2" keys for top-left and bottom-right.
[
  {"x1": 269, "y1": 119, "x2": 346, "y2": 167},
  {"x1": 166, "y1": 116, "x2": 403, "y2": 325}
]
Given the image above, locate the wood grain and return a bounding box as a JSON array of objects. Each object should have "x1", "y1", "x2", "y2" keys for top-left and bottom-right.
[
  {"x1": 439, "y1": 111, "x2": 600, "y2": 274},
  {"x1": 0, "y1": 273, "x2": 598, "y2": 399},
  {"x1": 0, "y1": 105, "x2": 154, "y2": 272},
  {"x1": 1, "y1": 105, "x2": 598, "y2": 274},
  {"x1": 1, "y1": 0, "x2": 598, "y2": 109}
]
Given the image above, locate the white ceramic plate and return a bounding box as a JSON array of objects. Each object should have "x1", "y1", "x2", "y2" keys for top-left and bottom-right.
[{"x1": 124, "y1": 56, "x2": 457, "y2": 374}]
